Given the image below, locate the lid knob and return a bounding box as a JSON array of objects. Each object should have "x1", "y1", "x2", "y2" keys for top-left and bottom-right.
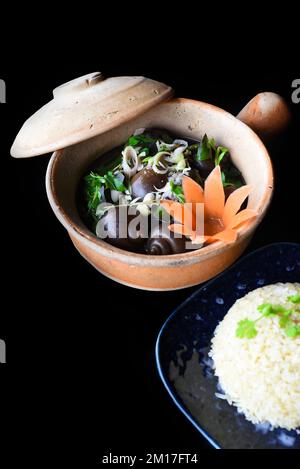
[{"x1": 53, "y1": 72, "x2": 105, "y2": 98}]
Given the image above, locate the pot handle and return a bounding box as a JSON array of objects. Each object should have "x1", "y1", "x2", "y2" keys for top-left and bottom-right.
[{"x1": 236, "y1": 92, "x2": 291, "y2": 141}]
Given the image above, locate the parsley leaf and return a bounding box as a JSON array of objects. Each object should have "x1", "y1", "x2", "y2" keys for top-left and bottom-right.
[
  {"x1": 285, "y1": 324, "x2": 300, "y2": 338},
  {"x1": 99, "y1": 170, "x2": 126, "y2": 192},
  {"x1": 279, "y1": 308, "x2": 293, "y2": 327},
  {"x1": 236, "y1": 319, "x2": 258, "y2": 339},
  {"x1": 237, "y1": 295, "x2": 300, "y2": 340},
  {"x1": 287, "y1": 294, "x2": 300, "y2": 304},
  {"x1": 113, "y1": 176, "x2": 127, "y2": 192},
  {"x1": 84, "y1": 170, "x2": 127, "y2": 218},
  {"x1": 127, "y1": 134, "x2": 155, "y2": 147},
  {"x1": 84, "y1": 172, "x2": 103, "y2": 216},
  {"x1": 257, "y1": 303, "x2": 285, "y2": 316}
]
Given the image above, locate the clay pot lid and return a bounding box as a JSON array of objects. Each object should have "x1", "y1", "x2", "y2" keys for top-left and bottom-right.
[{"x1": 11, "y1": 72, "x2": 173, "y2": 158}]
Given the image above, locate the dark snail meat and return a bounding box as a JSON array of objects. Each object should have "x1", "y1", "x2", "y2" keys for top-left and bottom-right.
[{"x1": 131, "y1": 168, "x2": 168, "y2": 199}]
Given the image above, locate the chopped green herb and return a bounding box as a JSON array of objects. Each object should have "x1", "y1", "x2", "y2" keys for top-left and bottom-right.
[
  {"x1": 285, "y1": 324, "x2": 300, "y2": 338},
  {"x1": 127, "y1": 134, "x2": 155, "y2": 147},
  {"x1": 170, "y1": 180, "x2": 185, "y2": 203},
  {"x1": 96, "y1": 171, "x2": 127, "y2": 192},
  {"x1": 84, "y1": 172, "x2": 103, "y2": 217},
  {"x1": 84, "y1": 170, "x2": 127, "y2": 218},
  {"x1": 257, "y1": 303, "x2": 285, "y2": 316},
  {"x1": 288, "y1": 294, "x2": 300, "y2": 304},
  {"x1": 127, "y1": 136, "x2": 140, "y2": 146},
  {"x1": 140, "y1": 147, "x2": 150, "y2": 156},
  {"x1": 236, "y1": 319, "x2": 258, "y2": 339},
  {"x1": 236, "y1": 295, "x2": 300, "y2": 340},
  {"x1": 279, "y1": 315, "x2": 289, "y2": 329},
  {"x1": 113, "y1": 176, "x2": 127, "y2": 192}
]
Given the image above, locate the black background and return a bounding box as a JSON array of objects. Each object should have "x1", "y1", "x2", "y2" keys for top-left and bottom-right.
[{"x1": 1, "y1": 61, "x2": 300, "y2": 464}]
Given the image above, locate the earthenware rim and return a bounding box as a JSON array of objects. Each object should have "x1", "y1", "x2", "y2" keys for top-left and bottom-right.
[{"x1": 46, "y1": 98, "x2": 274, "y2": 267}]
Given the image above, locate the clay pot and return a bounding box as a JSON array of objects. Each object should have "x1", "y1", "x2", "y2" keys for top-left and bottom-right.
[
  {"x1": 12, "y1": 74, "x2": 290, "y2": 290},
  {"x1": 46, "y1": 96, "x2": 281, "y2": 290}
]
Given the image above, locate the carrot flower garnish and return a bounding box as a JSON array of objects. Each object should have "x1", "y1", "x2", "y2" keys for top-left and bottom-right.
[{"x1": 160, "y1": 166, "x2": 257, "y2": 246}]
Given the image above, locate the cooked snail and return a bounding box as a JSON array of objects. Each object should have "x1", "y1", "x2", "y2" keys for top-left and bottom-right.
[
  {"x1": 131, "y1": 168, "x2": 168, "y2": 199},
  {"x1": 146, "y1": 222, "x2": 187, "y2": 255}
]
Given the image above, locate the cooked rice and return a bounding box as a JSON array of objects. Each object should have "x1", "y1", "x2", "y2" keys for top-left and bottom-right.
[{"x1": 209, "y1": 283, "x2": 300, "y2": 431}]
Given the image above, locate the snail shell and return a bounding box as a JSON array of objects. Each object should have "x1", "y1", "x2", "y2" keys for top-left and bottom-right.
[{"x1": 146, "y1": 221, "x2": 187, "y2": 255}]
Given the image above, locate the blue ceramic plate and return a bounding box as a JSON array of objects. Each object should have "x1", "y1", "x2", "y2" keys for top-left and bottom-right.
[{"x1": 156, "y1": 243, "x2": 300, "y2": 449}]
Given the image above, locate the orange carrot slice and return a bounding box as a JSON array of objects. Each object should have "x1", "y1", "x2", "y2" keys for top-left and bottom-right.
[
  {"x1": 204, "y1": 166, "x2": 225, "y2": 219},
  {"x1": 182, "y1": 176, "x2": 204, "y2": 204},
  {"x1": 161, "y1": 200, "x2": 194, "y2": 232},
  {"x1": 228, "y1": 209, "x2": 257, "y2": 229},
  {"x1": 162, "y1": 167, "x2": 256, "y2": 246},
  {"x1": 160, "y1": 200, "x2": 185, "y2": 224},
  {"x1": 182, "y1": 176, "x2": 205, "y2": 230},
  {"x1": 223, "y1": 185, "x2": 252, "y2": 227}
]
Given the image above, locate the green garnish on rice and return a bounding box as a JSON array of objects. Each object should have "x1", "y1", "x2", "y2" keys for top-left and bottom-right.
[{"x1": 236, "y1": 295, "x2": 300, "y2": 339}]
